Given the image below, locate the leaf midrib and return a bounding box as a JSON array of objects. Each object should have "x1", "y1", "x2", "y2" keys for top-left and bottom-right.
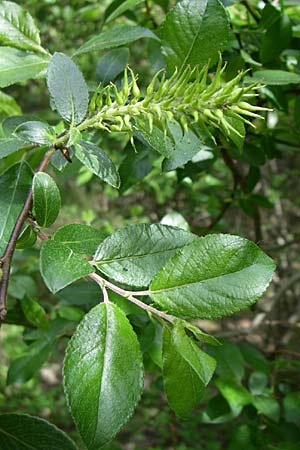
[
  {"x1": 0, "y1": 427, "x2": 37, "y2": 450},
  {"x1": 181, "y1": 1, "x2": 207, "y2": 68}
]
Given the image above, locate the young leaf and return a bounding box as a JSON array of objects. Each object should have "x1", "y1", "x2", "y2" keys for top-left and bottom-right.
[
  {"x1": 96, "y1": 47, "x2": 129, "y2": 85},
  {"x1": 21, "y1": 297, "x2": 48, "y2": 329},
  {"x1": 47, "y1": 53, "x2": 89, "y2": 125},
  {"x1": 63, "y1": 302, "x2": 144, "y2": 449},
  {"x1": 161, "y1": 0, "x2": 230, "y2": 71},
  {"x1": 40, "y1": 240, "x2": 94, "y2": 294},
  {"x1": 0, "y1": 137, "x2": 26, "y2": 159},
  {"x1": 33, "y1": 172, "x2": 61, "y2": 227},
  {"x1": 15, "y1": 120, "x2": 55, "y2": 145},
  {"x1": 0, "y1": 413, "x2": 77, "y2": 450},
  {"x1": 150, "y1": 234, "x2": 275, "y2": 319},
  {"x1": 0, "y1": 47, "x2": 49, "y2": 88},
  {"x1": 54, "y1": 223, "x2": 106, "y2": 254},
  {"x1": 74, "y1": 140, "x2": 120, "y2": 188},
  {"x1": 0, "y1": 161, "x2": 32, "y2": 255},
  {"x1": 73, "y1": 25, "x2": 159, "y2": 56},
  {"x1": 163, "y1": 322, "x2": 216, "y2": 418},
  {"x1": 94, "y1": 223, "x2": 197, "y2": 287},
  {"x1": 0, "y1": 1, "x2": 47, "y2": 54},
  {"x1": 16, "y1": 224, "x2": 37, "y2": 249}
]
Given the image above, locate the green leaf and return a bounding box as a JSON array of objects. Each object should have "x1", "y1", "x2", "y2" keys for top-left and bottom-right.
[
  {"x1": 135, "y1": 119, "x2": 173, "y2": 157},
  {"x1": 183, "y1": 322, "x2": 221, "y2": 346},
  {"x1": 0, "y1": 1, "x2": 47, "y2": 54},
  {"x1": 94, "y1": 223, "x2": 197, "y2": 288},
  {"x1": 16, "y1": 224, "x2": 37, "y2": 249},
  {"x1": 252, "y1": 395, "x2": 280, "y2": 422},
  {"x1": 0, "y1": 90, "x2": 21, "y2": 117},
  {"x1": 162, "y1": 121, "x2": 212, "y2": 171},
  {"x1": 47, "y1": 53, "x2": 89, "y2": 125},
  {"x1": 0, "y1": 137, "x2": 26, "y2": 159},
  {"x1": 105, "y1": 0, "x2": 145, "y2": 23},
  {"x1": 0, "y1": 413, "x2": 77, "y2": 450},
  {"x1": 260, "y1": 14, "x2": 292, "y2": 64},
  {"x1": 150, "y1": 234, "x2": 275, "y2": 319},
  {"x1": 0, "y1": 47, "x2": 49, "y2": 88},
  {"x1": 0, "y1": 161, "x2": 32, "y2": 255},
  {"x1": 73, "y1": 25, "x2": 159, "y2": 56},
  {"x1": 160, "y1": 211, "x2": 190, "y2": 231},
  {"x1": 7, "y1": 338, "x2": 54, "y2": 384},
  {"x1": 54, "y1": 223, "x2": 106, "y2": 254},
  {"x1": 96, "y1": 47, "x2": 129, "y2": 85},
  {"x1": 215, "y1": 378, "x2": 252, "y2": 416},
  {"x1": 40, "y1": 240, "x2": 94, "y2": 294},
  {"x1": 161, "y1": 0, "x2": 230, "y2": 71},
  {"x1": 207, "y1": 339, "x2": 245, "y2": 381},
  {"x1": 74, "y1": 140, "x2": 120, "y2": 188},
  {"x1": 2, "y1": 114, "x2": 38, "y2": 136},
  {"x1": 21, "y1": 297, "x2": 48, "y2": 329},
  {"x1": 162, "y1": 321, "x2": 216, "y2": 418},
  {"x1": 33, "y1": 172, "x2": 61, "y2": 227},
  {"x1": 15, "y1": 120, "x2": 55, "y2": 145},
  {"x1": 63, "y1": 302, "x2": 144, "y2": 449},
  {"x1": 248, "y1": 70, "x2": 300, "y2": 86},
  {"x1": 284, "y1": 392, "x2": 300, "y2": 424},
  {"x1": 8, "y1": 275, "x2": 37, "y2": 300}
]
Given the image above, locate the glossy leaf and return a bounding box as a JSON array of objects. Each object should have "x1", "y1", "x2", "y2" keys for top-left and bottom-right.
[
  {"x1": 54, "y1": 223, "x2": 106, "y2": 254},
  {"x1": 15, "y1": 120, "x2": 55, "y2": 145},
  {"x1": 33, "y1": 172, "x2": 61, "y2": 227},
  {"x1": 47, "y1": 53, "x2": 89, "y2": 125},
  {"x1": 96, "y1": 47, "x2": 129, "y2": 85},
  {"x1": 2, "y1": 114, "x2": 38, "y2": 137},
  {"x1": 63, "y1": 303, "x2": 144, "y2": 449},
  {"x1": 16, "y1": 225, "x2": 37, "y2": 249},
  {"x1": 163, "y1": 322, "x2": 216, "y2": 418},
  {"x1": 161, "y1": 0, "x2": 230, "y2": 71},
  {"x1": 0, "y1": 47, "x2": 49, "y2": 88},
  {"x1": 0, "y1": 137, "x2": 26, "y2": 159},
  {"x1": 0, "y1": 162, "x2": 32, "y2": 255},
  {"x1": 73, "y1": 25, "x2": 159, "y2": 56},
  {"x1": 150, "y1": 234, "x2": 275, "y2": 319},
  {"x1": 0, "y1": 1, "x2": 46, "y2": 54},
  {"x1": 94, "y1": 223, "x2": 197, "y2": 287},
  {"x1": 40, "y1": 240, "x2": 94, "y2": 294},
  {"x1": 75, "y1": 140, "x2": 120, "y2": 188},
  {"x1": 0, "y1": 413, "x2": 77, "y2": 450}
]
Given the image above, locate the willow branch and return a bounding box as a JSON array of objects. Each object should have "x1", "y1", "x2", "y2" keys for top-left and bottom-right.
[{"x1": 0, "y1": 147, "x2": 55, "y2": 321}]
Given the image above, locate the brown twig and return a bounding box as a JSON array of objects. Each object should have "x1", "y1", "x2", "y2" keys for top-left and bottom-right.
[{"x1": 0, "y1": 147, "x2": 55, "y2": 321}]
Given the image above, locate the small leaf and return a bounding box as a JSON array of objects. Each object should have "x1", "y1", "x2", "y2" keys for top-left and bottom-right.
[
  {"x1": 252, "y1": 395, "x2": 280, "y2": 422},
  {"x1": 0, "y1": 413, "x2": 77, "y2": 450},
  {"x1": 47, "y1": 53, "x2": 89, "y2": 125},
  {"x1": 94, "y1": 223, "x2": 197, "y2": 287},
  {"x1": 16, "y1": 225, "x2": 37, "y2": 249},
  {"x1": 0, "y1": 137, "x2": 26, "y2": 159},
  {"x1": 150, "y1": 234, "x2": 275, "y2": 319},
  {"x1": 33, "y1": 172, "x2": 61, "y2": 227},
  {"x1": 183, "y1": 322, "x2": 221, "y2": 346},
  {"x1": 63, "y1": 303, "x2": 144, "y2": 449},
  {"x1": 40, "y1": 240, "x2": 94, "y2": 294},
  {"x1": 0, "y1": 90, "x2": 22, "y2": 117},
  {"x1": 73, "y1": 25, "x2": 159, "y2": 56},
  {"x1": 215, "y1": 378, "x2": 252, "y2": 416},
  {"x1": 247, "y1": 70, "x2": 300, "y2": 86},
  {"x1": 160, "y1": 211, "x2": 189, "y2": 231},
  {"x1": 75, "y1": 140, "x2": 120, "y2": 188},
  {"x1": 21, "y1": 297, "x2": 48, "y2": 329},
  {"x1": 161, "y1": 0, "x2": 230, "y2": 71},
  {"x1": 0, "y1": 161, "x2": 32, "y2": 255},
  {"x1": 163, "y1": 322, "x2": 216, "y2": 418},
  {"x1": 105, "y1": 0, "x2": 145, "y2": 23},
  {"x1": 15, "y1": 120, "x2": 55, "y2": 145},
  {"x1": 0, "y1": 1, "x2": 47, "y2": 54},
  {"x1": 96, "y1": 47, "x2": 130, "y2": 85},
  {"x1": 7, "y1": 339, "x2": 54, "y2": 384},
  {"x1": 0, "y1": 47, "x2": 49, "y2": 88},
  {"x1": 54, "y1": 223, "x2": 106, "y2": 254}
]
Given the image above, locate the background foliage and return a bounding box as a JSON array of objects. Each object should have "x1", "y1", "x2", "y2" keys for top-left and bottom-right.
[{"x1": 1, "y1": 0, "x2": 300, "y2": 449}]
